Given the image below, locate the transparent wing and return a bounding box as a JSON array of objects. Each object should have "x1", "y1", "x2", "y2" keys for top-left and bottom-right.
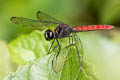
[
  {"x1": 36, "y1": 11, "x2": 64, "y2": 24},
  {"x1": 60, "y1": 44, "x2": 82, "y2": 80},
  {"x1": 50, "y1": 35, "x2": 84, "y2": 79},
  {"x1": 10, "y1": 16, "x2": 59, "y2": 31},
  {"x1": 52, "y1": 44, "x2": 71, "y2": 73},
  {"x1": 50, "y1": 44, "x2": 82, "y2": 80}
]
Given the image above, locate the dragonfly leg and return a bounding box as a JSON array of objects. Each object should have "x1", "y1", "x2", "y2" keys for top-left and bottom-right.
[
  {"x1": 73, "y1": 33, "x2": 83, "y2": 70},
  {"x1": 69, "y1": 36, "x2": 74, "y2": 45},
  {"x1": 69, "y1": 36, "x2": 70, "y2": 45},
  {"x1": 74, "y1": 33, "x2": 84, "y2": 57},
  {"x1": 48, "y1": 39, "x2": 55, "y2": 54},
  {"x1": 50, "y1": 44, "x2": 58, "y2": 53},
  {"x1": 71, "y1": 35, "x2": 74, "y2": 44},
  {"x1": 51, "y1": 59, "x2": 54, "y2": 69},
  {"x1": 56, "y1": 39, "x2": 61, "y2": 58}
]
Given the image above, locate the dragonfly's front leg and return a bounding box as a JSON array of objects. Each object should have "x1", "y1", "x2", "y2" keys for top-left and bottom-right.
[
  {"x1": 49, "y1": 44, "x2": 58, "y2": 53},
  {"x1": 48, "y1": 39, "x2": 55, "y2": 54},
  {"x1": 56, "y1": 39, "x2": 61, "y2": 58}
]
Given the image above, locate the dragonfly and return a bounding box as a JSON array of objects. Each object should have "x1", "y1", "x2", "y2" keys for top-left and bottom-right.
[{"x1": 10, "y1": 11, "x2": 114, "y2": 74}]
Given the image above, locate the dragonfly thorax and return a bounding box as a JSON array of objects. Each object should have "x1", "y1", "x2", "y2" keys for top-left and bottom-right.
[
  {"x1": 44, "y1": 29, "x2": 54, "y2": 40},
  {"x1": 54, "y1": 24, "x2": 73, "y2": 38}
]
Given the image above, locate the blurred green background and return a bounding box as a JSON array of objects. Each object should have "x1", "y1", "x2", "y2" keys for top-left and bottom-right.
[{"x1": 0, "y1": 0, "x2": 120, "y2": 80}]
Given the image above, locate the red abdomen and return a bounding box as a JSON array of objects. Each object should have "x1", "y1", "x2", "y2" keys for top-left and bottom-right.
[{"x1": 72, "y1": 25, "x2": 114, "y2": 32}]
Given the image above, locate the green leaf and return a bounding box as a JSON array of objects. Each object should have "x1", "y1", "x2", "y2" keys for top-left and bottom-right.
[
  {"x1": 8, "y1": 30, "x2": 51, "y2": 65},
  {"x1": 3, "y1": 54, "x2": 53, "y2": 80},
  {"x1": 5, "y1": 30, "x2": 97, "y2": 80},
  {"x1": 4, "y1": 45, "x2": 96, "y2": 80}
]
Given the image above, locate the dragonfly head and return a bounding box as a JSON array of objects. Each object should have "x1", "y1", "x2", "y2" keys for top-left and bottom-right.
[{"x1": 44, "y1": 29, "x2": 54, "y2": 40}]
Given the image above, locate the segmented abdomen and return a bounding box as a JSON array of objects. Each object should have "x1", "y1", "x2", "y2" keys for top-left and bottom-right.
[{"x1": 73, "y1": 25, "x2": 114, "y2": 32}]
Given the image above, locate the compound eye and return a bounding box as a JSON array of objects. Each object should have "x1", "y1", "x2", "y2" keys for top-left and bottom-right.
[{"x1": 44, "y1": 29, "x2": 54, "y2": 40}]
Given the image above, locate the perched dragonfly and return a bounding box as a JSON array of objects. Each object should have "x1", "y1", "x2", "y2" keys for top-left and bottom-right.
[{"x1": 10, "y1": 11, "x2": 114, "y2": 73}]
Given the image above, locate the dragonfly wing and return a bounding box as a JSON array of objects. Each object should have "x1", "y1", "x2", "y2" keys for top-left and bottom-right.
[
  {"x1": 36, "y1": 11, "x2": 64, "y2": 24},
  {"x1": 51, "y1": 43, "x2": 82, "y2": 79},
  {"x1": 49, "y1": 43, "x2": 70, "y2": 80},
  {"x1": 60, "y1": 44, "x2": 81, "y2": 80},
  {"x1": 10, "y1": 16, "x2": 59, "y2": 30},
  {"x1": 59, "y1": 34, "x2": 84, "y2": 79},
  {"x1": 52, "y1": 44, "x2": 69, "y2": 73}
]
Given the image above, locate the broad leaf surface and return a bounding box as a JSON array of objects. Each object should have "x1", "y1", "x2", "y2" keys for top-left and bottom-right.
[
  {"x1": 5, "y1": 30, "x2": 97, "y2": 80},
  {"x1": 8, "y1": 30, "x2": 51, "y2": 65}
]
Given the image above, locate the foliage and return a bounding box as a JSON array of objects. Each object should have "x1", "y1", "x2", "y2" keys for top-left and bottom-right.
[{"x1": 4, "y1": 30, "x2": 97, "y2": 80}]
